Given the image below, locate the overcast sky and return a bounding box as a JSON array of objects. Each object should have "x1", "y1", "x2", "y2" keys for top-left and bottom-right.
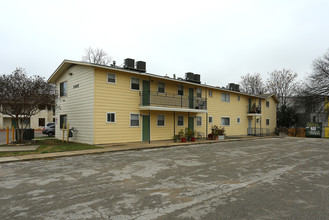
[{"x1": 1, "y1": 0, "x2": 329, "y2": 87}]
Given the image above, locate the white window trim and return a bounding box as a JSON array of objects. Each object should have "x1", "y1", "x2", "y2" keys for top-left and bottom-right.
[
  {"x1": 157, "y1": 114, "x2": 165, "y2": 127},
  {"x1": 196, "y1": 116, "x2": 202, "y2": 127},
  {"x1": 130, "y1": 113, "x2": 140, "y2": 127},
  {"x1": 208, "y1": 90, "x2": 213, "y2": 97},
  {"x1": 209, "y1": 116, "x2": 213, "y2": 124},
  {"x1": 177, "y1": 115, "x2": 184, "y2": 127},
  {"x1": 221, "y1": 93, "x2": 230, "y2": 102},
  {"x1": 266, "y1": 118, "x2": 270, "y2": 126},
  {"x1": 237, "y1": 117, "x2": 241, "y2": 124},
  {"x1": 157, "y1": 82, "x2": 166, "y2": 94},
  {"x1": 177, "y1": 84, "x2": 184, "y2": 96},
  {"x1": 59, "y1": 81, "x2": 68, "y2": 97},
  {"x1": 221, "y1": 116, "x2": 231, "y2": 126},
  {"x1": 106, "y1": 112, "x2": 116, "y2": 123},
  {"x1": 266, "y1": 101, "x2": 270, "y2": 108},
  {"x1": 107, "y1": 73, "x2": 116, "y2": 84},
  {"x1": 196, "y1": 88, "x2": 202, "y2": 98},
  {"x1": 130, "y1": 77, "x2": 140, "y2": 91}
]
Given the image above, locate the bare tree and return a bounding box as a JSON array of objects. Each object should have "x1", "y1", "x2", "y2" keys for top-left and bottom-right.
[
  {"x1": 82, "y1": 47, "x2": 112, "y2": 65},
  {"x1": 0, "y1": 68, "x2": 55, "y2": 142},
  {"x1": 266, "y1": 69, "x2": 299, "y2": 106},
  {"x1": 307, "y1": 48, "x2": 329, "y2": 97},
  {"x1": 240, "y1": 73, "x2": 266, "y2": 95},
  {"x1": 298, "y1": 49, "x2": 329, "y2": 117}
]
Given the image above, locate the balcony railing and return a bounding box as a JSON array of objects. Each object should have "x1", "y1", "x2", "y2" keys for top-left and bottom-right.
[
  {"x1": 247, "y1": 105, "x2": 261, "y2": 114},
  {"x1": 140, "y1": 91, "x2": 207, "y2": 110},
  {"x1": 247, "y1": 127, "x2": 270, "y2": 136}
]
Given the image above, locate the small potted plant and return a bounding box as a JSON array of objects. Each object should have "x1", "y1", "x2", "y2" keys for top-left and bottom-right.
[
  {"x1": 185, "y1": 128, "x2": 196, "y2": 142},
  {"x1": 173, "y1": 135, "x2": 179, "y2": 142},
  {"x1": 217, "y1": 126, "x2": 225, "y2": 140},
  {"x1": 178, "y1": 129, "x2": 186, "y2": 142},
  {"x1": 211, "y1": 125, "x2": 225, "y2": 140}
]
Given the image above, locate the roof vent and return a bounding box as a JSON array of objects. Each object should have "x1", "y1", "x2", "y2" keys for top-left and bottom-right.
[
  {"x1": 124, "y1": 58, "x2": 135, "y2": 70},
  {"x1": 136, "y1": 61, "x2": 146, "y2": 73}
]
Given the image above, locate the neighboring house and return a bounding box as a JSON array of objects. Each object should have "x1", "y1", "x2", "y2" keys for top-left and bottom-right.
[
  {"x1": 47, "y1": 59, "x2": 279, "y2": 144},
  {"x1": 289, "y1": 96, "x2": 329, "y2": 136},
  {"x1": 0, "y1": 107, "x2": 55, "y2": 130}
]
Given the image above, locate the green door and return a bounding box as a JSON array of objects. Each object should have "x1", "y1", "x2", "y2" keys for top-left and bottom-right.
[
  {"x1": 142, "y1": 115, "x2": 150, "y2": 142},
  {"x1": 11, "y1": 119, "x2": 17, "y2": 128},
  {"x1": 188, "y1": 117, "x2": 194, "y2": 131},
  {"x1": 189, "y1": 88, "x2": 194, "y2": 109},
  {"x1": 142, "y1": 80, "x2": 150, "y2": 106}
]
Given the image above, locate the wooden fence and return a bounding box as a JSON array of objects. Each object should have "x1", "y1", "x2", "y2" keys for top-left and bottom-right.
[{"x1": 288, "y1": 128, "x2": 305, "y2": 137}]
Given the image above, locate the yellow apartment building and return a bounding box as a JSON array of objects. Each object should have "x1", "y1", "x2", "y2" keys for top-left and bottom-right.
[{"x1": 48, "y1": 59, "x2": 279, "y2": 144}]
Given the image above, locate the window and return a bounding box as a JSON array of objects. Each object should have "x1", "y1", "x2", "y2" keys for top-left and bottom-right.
[
  {"x1": 130, "y1": 114, "x2": 140, "y2": 126},
  {"x1": 177, "y1": 116, "x2": 184, "y2": 126},
  {"x1": 221, "y1": 93, "x2": 230, "y2": 102},
  {"x1": 237, "y1": 117, "x2": 241, "y2": 124},
  {"x1": 221, "y1": 117, "x2": 230, "y2": 126},
  {"x1": 39, "y1": 118, "x2": 45, "y2": 127},
  {"x1": 23, "y1": 118, "x2": 30, "y2": 125},
  {"x1": 131, "y1": 78, "x2": 140, "y2": 90},
  {"x1": 266, "y1": 101, "x2": 270, "y2": 108},
  {"x1": 196, "y1": 116, "x2": 202, "y2": 126},
  {"x1": 107, "y1": 73, "x2": 116, "y2": 83},
  {"x1": 259, "y1": 99, "x2": 262, "y2": 106},
  {"x1": 60, "y1": 115, "x2": 67, "y2": 129},
  {"x1": 237, "y1": 96, "x2": 240, "y2": 101},
  {"x1": 106, "y1": 112, "x2": 116, "y2": 123},
  {"x1": 266, "y1": 119, "x2": 270, "y2": 126},
  {"x1": 60, "y1": 81, "x2": 67, "y2": 97},
  {"x1": 178, "y1": 85, "x2": 184, "y2": 96},
  {"x1": 157, "y1": 115, "x2": 165, "y2": 126},
  {"x1": 157, "y1": 82, "x2": 165, "y2": 93},
  {"x1": 196, "y1": 88, "x2": 202, "y2": 98},
  {"x1": 209, "y1": 116, "x2": 213, "y2": 124},
  {"x1": 208, "y1": 90, "x2": 213, "y2": 97}
]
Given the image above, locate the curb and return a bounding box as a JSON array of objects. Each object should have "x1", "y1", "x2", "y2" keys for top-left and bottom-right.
[{"x1": 0, "y1": 136, "x2": 274, "y2": 163}]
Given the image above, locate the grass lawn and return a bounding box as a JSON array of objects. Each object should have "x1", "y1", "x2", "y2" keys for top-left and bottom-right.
[{"x1": 0, "y1": 139, "x2": 101, "y2": 157}]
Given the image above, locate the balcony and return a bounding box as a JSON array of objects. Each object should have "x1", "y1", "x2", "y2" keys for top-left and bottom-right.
[
  {"x1": 139, "y1": 91, "x2": 207, "y2": 113},
  {"x1": 247, "y1": 105, "x2": 261, "y2": 116}
]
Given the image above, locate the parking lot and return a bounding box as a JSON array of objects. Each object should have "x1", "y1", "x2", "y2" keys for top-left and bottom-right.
[{"x1": 0, "y1": 137, "x2": 329, "y2": 219}]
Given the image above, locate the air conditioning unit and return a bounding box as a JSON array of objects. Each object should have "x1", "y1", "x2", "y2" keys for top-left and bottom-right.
[
  {"x1": 124, "y1": 58, "x2": 135, "y2": 69},
  {"x1": 136, "y1": 61, "x2": 146, "y2": 72}
]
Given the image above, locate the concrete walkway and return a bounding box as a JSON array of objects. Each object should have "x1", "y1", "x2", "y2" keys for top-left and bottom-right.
[
  {"x1": 0, "y1": 145, "x2": 39, "y2": 152},
  {"x1": 0, "y1": 136, "x2": 271, "y2": 163}
]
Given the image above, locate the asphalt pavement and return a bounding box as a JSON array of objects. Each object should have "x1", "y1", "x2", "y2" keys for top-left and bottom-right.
[{"x1": 0, "y1": 137, "x2": 329, "y2": 219}]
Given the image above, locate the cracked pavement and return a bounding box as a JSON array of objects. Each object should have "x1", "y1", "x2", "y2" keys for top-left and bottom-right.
[{"x1": 1, "y1": 137, "x2": 329, "y2": 219}]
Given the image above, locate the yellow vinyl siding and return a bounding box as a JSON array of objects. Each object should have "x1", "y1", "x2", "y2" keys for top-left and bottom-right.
[
  {"x1": 207, "y1": 90, "x2": 249, "y2": 136},
  {"x1": 261, "y1": 97, "x2": 277, "y2": 133},
  {"x1": 94, "y1": 68, "x2": 146, "y2": 144}
]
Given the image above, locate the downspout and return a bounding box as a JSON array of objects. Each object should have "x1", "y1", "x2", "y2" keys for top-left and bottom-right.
[
  {"x1": 149, "y1": 75, "x2": 151, "y2": 144},
  {"x1": 205, "y1": 87, "x2": 208, "y2": 139},
  {"x1": 173, "y1": 111, "x2": 176, "y2": 137},
  {"x1": 180, "y1": 82, "x2": 183, "y2": 108}
]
